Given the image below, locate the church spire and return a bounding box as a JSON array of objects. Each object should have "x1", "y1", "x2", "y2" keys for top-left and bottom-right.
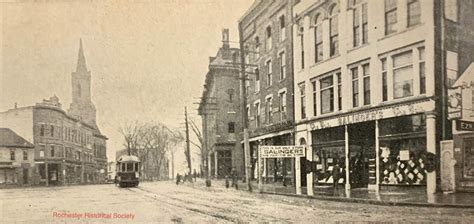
[{"x1": 76, "y1": 38, "x2": 88, "y2": 72}]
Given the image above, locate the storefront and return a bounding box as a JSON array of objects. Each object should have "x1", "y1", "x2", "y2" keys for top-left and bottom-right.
[{"x1": 298, "y1": 98, "x2": 437, "y2": 194}]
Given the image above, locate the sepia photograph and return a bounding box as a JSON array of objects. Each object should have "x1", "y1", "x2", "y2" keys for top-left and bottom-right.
[{"x1": 1, "y1": 0, "x2": 474, "y2": 223}]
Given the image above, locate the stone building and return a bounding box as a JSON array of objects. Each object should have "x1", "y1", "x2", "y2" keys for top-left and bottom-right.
[
  {"x1": 0, "y1": 40, "x2": 108, "y2": 186},
  {"x1": 292, "y1": 0, "x2": 474, "y2": 195},
  {"x1": 198, "y1": 29, "x2": 244, "y2": 178},
  {"x1": 238, "y1": 0, "x2": 296, "y2": 185},
  {"x1": 0, "y1": 128, "x2": 35, "y2": 187}
]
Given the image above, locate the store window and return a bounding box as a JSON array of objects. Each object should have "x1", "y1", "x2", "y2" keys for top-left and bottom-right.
[
  {"x1": 321, "y1": 75, "x2": 334, "y2": 114},
  {"x1": 464, "y1": 139, "x2": 474, "y2": 178},
  {"x1": 312, "y1": 126, "x2": 346, "y2": 184}
]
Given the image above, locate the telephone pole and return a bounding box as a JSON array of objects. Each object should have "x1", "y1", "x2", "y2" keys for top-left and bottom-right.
[{"x1": 185, "y1": 106, "x2": 192, "y2": 174}]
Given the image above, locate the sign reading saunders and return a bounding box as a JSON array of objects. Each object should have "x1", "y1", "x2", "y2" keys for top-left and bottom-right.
[{"x1": 259, "y1": 146, "x2": 305, "y2": 158}]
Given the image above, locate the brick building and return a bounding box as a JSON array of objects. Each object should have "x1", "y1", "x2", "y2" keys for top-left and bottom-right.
[
  {"x1": 0, "y1": 128, "x2": 35, "y2": 187},
  {"x1": 238, "y1": 0, "x2": 296, "y2": 185},
  {"x1": 0, "y1": 40, "x2": 108, "y2": 186},
  {"x1": 198, "y1": 29, "x2": 244, "y2": 178},
  {"x1": 292, "y1": 0, "x2": 474, "y2": 195}
]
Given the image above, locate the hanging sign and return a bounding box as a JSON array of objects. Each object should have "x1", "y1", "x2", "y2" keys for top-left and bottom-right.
[
  {"x1": 448, "y1": 87, "x2": 462, "y2": 120},
  {"x1": 259, "y1": 145, "x2": 305, "y2": 158}
]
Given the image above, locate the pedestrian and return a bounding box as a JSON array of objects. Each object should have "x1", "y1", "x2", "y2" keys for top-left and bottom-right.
[
  {"x1": 193, "y1": 169, "x2": 197, "y2": 182},
  {"x1": 176, "y1": 173, "x2": 181, "y2": 185},
  {"x1": 332, "y1": 160, "x2": 341, "y2": 195},
  {"x1": 231, "y1": 168, "x2": 238, "y2": 190}
]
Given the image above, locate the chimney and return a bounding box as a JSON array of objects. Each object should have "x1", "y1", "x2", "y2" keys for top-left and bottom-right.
[{"x1": 222, "y1": 28, "x2": 230, "y2": 49}]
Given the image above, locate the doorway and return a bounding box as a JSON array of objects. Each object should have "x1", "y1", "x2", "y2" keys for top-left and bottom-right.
[
  {"x1": 23, "y1": 168, "x2": 29, "y2": 184},
  {"x1": 348, "y1": 121, "x2": 375, "y2": 188}
]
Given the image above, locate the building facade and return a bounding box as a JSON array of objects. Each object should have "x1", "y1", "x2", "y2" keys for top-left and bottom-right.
[
  {"x1": 292, "y1": 0, "x2": 474, "y2": 195},
  {"x1": 0, "y1": 128, "x2": 35, "y2": 187},
  {"x1": 0, "y1": 41, "x2": 108, "y2": 186},
  {"x1": 239, "y1": 0, "x2": 296, "y2": 186},
  {"x1": 198, "y1": 29, "x2": 244, "y2": 178}
]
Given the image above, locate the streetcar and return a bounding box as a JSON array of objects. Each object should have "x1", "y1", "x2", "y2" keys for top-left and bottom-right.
[{"x1": 115, "y1": 155, "x2": 140, "y2": 187}]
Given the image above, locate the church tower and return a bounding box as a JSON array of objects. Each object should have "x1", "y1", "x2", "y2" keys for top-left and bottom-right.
[{"x1": 68, "y1": 39, "x2": 97, "y2": 127}]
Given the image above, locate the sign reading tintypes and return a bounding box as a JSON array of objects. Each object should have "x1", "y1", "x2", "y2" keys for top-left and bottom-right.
[
  {"x1": 259, "y1": 146, "x2": 305, "y2": 158},
  {"x1": 448, "y1": 87, "x2": 462, "y2": 120}
]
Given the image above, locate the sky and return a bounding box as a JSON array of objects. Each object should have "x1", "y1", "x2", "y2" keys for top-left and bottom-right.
[{"x1": 0, "y1": 0, "x2": 254, "y2": 168}]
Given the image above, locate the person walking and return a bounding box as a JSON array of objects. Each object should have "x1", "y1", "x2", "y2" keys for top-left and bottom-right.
[
  {"x1": 230, "y1": 168, "x2": 238, "y2": 190},
  {"x1": 193, "y1": 169, "x2": 197, "y2": 182},
  {"x1": 332, "y1": 160, "x2": 341, "y2": 195},
  {"x1": 176, "y1": 173, "x2": 181, "y2": 185}
]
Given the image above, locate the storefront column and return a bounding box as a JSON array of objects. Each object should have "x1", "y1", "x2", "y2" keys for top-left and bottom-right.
[
  {"x1": 295, "y1": 155, "x2": 301, "y2": 195},
  {"x1": 374, "y1": 120, "x2": 380, "y2": 192},
  {"x1": 45, "y1": 160, "x2": 49, "y2": 187},
  {"x1": 426, "y1": 113, "x2": 437, "y2": 194},
  {"x1": 344, "y1": 125, "x2": 351, "y2": 191},
  {"x1": 306, "y1": 133, "x2": 314, "y2": 196},
  {"x1": 207, "y1": 153, "x2": 211, "y2": 178},
  {"x1": 214, "y1": 152, "x2": 218, "y2": 177}
]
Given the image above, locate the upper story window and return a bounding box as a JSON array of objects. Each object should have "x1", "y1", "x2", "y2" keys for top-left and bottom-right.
[
  {"x1": 51, "y1": 145, "x2": 55, "y2": 157},
  {"x1": 298, "y1": 26, "x2": 305, "y2": 69},
  {"x1": 385, "y1": 0, "x2": 397, "y2": 35},
  {"x1": 312, "y1": 80, "x2": 318, "y2": 116},
  {"x1": 40, "y1": 124, "x2": 45, "y2": 136},
  {"x1": 321, "y1": 76, "x2": 335, "y2": 114},
  {"x1": 50, "y1": 125, "x2": 54, "y2": 137},
  {"x1": 279, "y1": 15, "x2": 286, "y2": 41},
  {"x1": 39, "y1": 145, "x2": 45, "y2": 158},
  {"x1": 352, "y1": 1, "x2": 368, "y2": 47},
  {"x1": 246, "y1": 105, "x2": 250, "y2": 123},
  {"x1": 407, "y1": 0, "x2": 421, "y2": 27},
  {"x1": 279, "y1": 91, "x2": 287, "y2": 121},
  {"x1": 255, "y1": 36, "x2": 260, "y2": 59},
  {"x1": 314, "y1": 14, "x2": 323, "y2": 63},
  {"x1": 255, "y1": 68, "x2": 260, "y2": 93},
  {"x1": 329, "y1": 4, "x2": 340, "y2": 56},
  {"x1": 227, "y1": 89, "x2": 234, "y2": 102},
  {"x1": 23, "y1": 150, "x2": 28, "y2": 160},
  {"x1": 10, "y1": 150, "x2": 15, "y2": 161},
  {"x1": 337, "y1": 73, "x2": 342, "y2": 111},
  {"x1": 362, "y1": 64, "x2": 371, "y2": 105},
  {"x1": 381, "y1": 58, "x2": 388, "y2": 101},
  {"x1": 419, "y1": 47, "x2": 426, "y2": 94},
  {"x1": 299, "y1": 83, "x2": 306, "y2": 119},
  {"x1": 266, "y1": 60, "x2": 273, "y2": 86},
  {"x1": 266, "y1": 26, "x2": 272, "y2": 51},
  {"x1": 393, "y1": 51, "x2": 413, "y2": 99},
  {"x1": 266, "y1": 97, "x2": 273, "y2": 124},
  {"x1": 255, "y1": 102, "x2": 261, "y2": 127},
  {"x1": 279, "y1": 51, "x2": 286, "y2": 80},
  {"x1": 444, "y1": 0, "x2": 458, "y2": 22},
  {"x1": 245, "y1": 78, "x2": 250, "y2": 97},
  {"x1": 228, "y1": 122, "x2": 235, "y2": 133},
  {"x1": 351, "y1": 67, "x2": 359, "y2": 108}
]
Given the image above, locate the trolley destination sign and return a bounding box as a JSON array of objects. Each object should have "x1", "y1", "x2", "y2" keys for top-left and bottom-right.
[{"x1": 259, "y1": 146, "x2": 305, "y2": 158}]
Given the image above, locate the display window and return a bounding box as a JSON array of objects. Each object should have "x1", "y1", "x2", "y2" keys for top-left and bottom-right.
[{"x1": 463, "y1": 138, "x2": 474, "y2": 178}]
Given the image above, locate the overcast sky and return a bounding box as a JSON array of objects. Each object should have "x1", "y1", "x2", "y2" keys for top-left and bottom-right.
[{"x1": 0, "y1": 0, "x2": 254, "y2": 164}]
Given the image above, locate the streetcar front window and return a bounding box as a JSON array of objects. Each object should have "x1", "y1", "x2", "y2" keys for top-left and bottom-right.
[
  {"x1": 121, "y1": 163, "x2": 125, "y2": 172},
  {"x1": 135, "y1": 163, "x2": 139, "y2": 172},
  {"x1": 126, "y1": 163, "x2": 133, "y2": 172}
]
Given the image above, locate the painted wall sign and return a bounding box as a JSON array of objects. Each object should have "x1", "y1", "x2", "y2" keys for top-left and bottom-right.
[
  {"x1": 307, "y1": 99, "x2": 435, "y2": 131},
  {"x1": 259, "y1": 145, "x2": 305, "y2": 158},
  {"x1": 456, "y1": 120, "x2": 474, "y2": 131}
]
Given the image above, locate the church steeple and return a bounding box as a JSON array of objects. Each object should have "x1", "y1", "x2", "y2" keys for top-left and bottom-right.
[{"x1": 76, "y1": 39, "x2": 88, "y2": 72}]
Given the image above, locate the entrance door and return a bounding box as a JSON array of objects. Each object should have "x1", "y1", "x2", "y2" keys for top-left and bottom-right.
[
  {"x1": 349, "y1": 121, "x2": 375, "y2": 188},
  {"x1": 23, "y1": 168, "x2": 29, "y2": 184}
]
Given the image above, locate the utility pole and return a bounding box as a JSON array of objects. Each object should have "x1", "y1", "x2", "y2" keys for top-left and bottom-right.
[
  {"x1": 238, "y1": 23, "x2": 252, "y2": 192},
  {"x1": 185, "y1": 106, "x2": 192, "y2": 174}
]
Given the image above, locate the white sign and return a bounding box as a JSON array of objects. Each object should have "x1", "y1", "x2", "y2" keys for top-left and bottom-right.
[
  {"x1": 448, "y1": 87, "x2": 462, "y2": 120},
  {"x1": 399, "y1": 150, "x2": 410, "y2": 161},
  {"x1": 259, "y1": 145, "x2": 305, "y2": 158}
]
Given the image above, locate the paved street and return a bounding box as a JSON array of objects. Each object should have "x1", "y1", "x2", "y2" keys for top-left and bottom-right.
[{"x1": 1, "y1": 181, "x2": 474, "y2": 223}]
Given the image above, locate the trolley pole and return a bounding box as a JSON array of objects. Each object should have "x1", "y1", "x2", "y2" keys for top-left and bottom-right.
[
  {"x1": 238, "y1": 23, "x2": 252, "y2": 192},
  {"x1": 185, "y1": 107, "x2": 192, "y2": 174}
]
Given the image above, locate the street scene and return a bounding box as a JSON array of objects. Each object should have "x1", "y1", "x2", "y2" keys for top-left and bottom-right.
[
  {"x1": 1, "y1": 0, "x2": 474, "y2": 223},
  {"x1": 2, "y1": 180, "x2": 474, "y2": 223}
]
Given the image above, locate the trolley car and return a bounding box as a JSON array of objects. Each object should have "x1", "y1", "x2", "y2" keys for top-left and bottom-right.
[{"x1": 115, "y1": 155, "x2": 140, "y2": 187}]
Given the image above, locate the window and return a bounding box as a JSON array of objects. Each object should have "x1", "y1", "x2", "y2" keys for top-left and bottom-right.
[
  {"x1": 279, "y1": 52, "x2": 286, "y2": 80},
  {"x1": 314, "y1": 15, "x2": 323, "y2": 62},
  {"x1": 255, "y1": 68, "x2": 260, "y2": 92},
  {"x1": 337, "y1": 73, "x2": 342, "y2": 111},
  {"x1": 279, "y1": 15, "x2": 286, "y2": 41},
  {"x1": 279, "y1": 91, "x2": 287, "y2": 120},
  {"x1": 246, "y1": 106, "x2": 250, "y2": 123},
  {"x1": 266, "y1": 60, "x2": 272, "y2": 86},
  {"x1": 40, "y1": 124, "x2": 44, "y2": 136},
  {"x1": 407, "y1": 0, "x2": 421, "y2": 27},
  {"x1": 23, "y1": 150, "x2": 28, "y2": 160},
  {"x1": 329, "y1": 5, "x2": 339, "y2": 56},
  {"x1": 255, "y1": 36, "x2": 260, "y2": 59},
  {"x1": 321, "y1": 76, "x2": 334, "y2": 114},
  {"x1": 227, "y1": 89, "x2": 234, "y2": 102},
  {"x1": 245, "y1": 78, "x2": 250, "y2": 97},
  {"x1": 419, "y1": 47, "x2": 426, "y2": 94},
  {"x1": 266, "y1": 97, "x2": 273, "y2": 124},
  {"x1": 228, "y1": 122, "x2": 235, "y2": 133},
  {"x1": 266, "y1": 26, "x2": 272, "y2": 51},
  {"x1": 51, "y1": 145, "x2": 55, "y2": 157},
  {"x1": 351, "y1": 67, "x2": 359, "y2": 107},
  {"x1": 385, "y1": 0, "x2": 397, "y2": 35},
  {"x1": 39, "y1": 145, "x2": 45, "y2": 158},
  {"x1": 393, "y1": 51, "x2": 414, "y2": 98},
  {"x1": 255, "y1": 102, "x2": 261, "y2": 127},
  {"x1": 363, "y1": 64, "x2": 370, "y2": 105},
  {"x1": 382, "y1": 58, "x2": 388, "y2": 101},
  {"x1": 444, "y1": 0, "x2": 458, "y2": 22},
  {"x1": 50, "y1": 125, "x2": 54, "y2": 137},
  {"x1": 353, "y1": 6, "x2": 360, "y2": 47},
  {"x1": 362, "y1": 3, "x2": 368, "y2": 44},
  {"x1": 300, "y1": 28, "x2": 305, "y2": 69},
  {"x1": 312, "y1": 80, "x2": 317, "y2": 116},
  {"x1": 299, "y1": 83, "x2": 306, "y2": 119},
  {"x1": 10, "y1": 150, "x2": 15, "y2": 161}
]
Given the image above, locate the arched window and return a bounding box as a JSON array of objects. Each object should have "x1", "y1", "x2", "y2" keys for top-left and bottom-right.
[
  {"x1": 266, "y1": 26, "x2": 272, "y2": 51},
  {"x1": 314, "y1": 14, "x2": 323, "y2": 62},
  {"x1": 329, "y1": 4, "x2": 339, "y2": 56},
  {"x1": 254, "y1": 36, "x2": 260, "y2": 59}
]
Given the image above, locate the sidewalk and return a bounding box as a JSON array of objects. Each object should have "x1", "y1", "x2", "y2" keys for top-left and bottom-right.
[{"x1": 186, "y1": 178, "x2": 474, "y2": 208}]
